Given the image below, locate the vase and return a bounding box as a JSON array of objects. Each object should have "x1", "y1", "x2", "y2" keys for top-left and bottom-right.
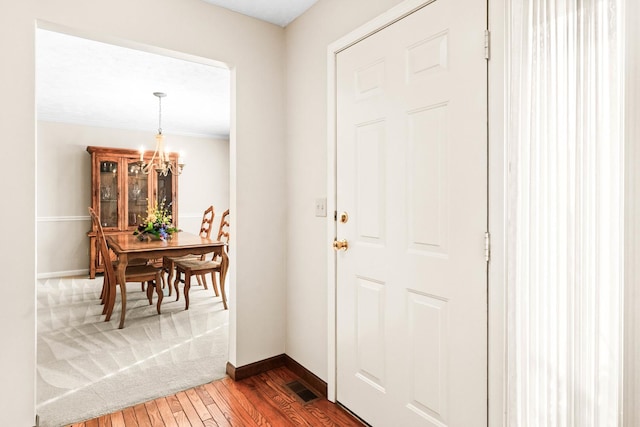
[{"x1": 137, "y1": 233, "x2": 162, "y2": 242}]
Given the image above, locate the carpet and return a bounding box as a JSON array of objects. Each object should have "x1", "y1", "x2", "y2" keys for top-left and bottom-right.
[{"x1": 36, "y1": 276, "x2": 229, "y2": 427}]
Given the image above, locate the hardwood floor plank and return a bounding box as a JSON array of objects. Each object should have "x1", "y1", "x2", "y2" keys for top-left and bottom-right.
[
  {"x1": 203, "y1": 381, "x2": 255, "y2": 426},
  {"x1": 204, "y1": 402, "x2": 232, "y2": 427},
  {"x1": 263, "y1": 370, "x2": 331, "y2": 426},
  {"x1": 172, "y1": 411, "x2": 191, "y2": 427},
  {"x1": 218, "y1": 378, "x2": 271, "y2": 426},
  {"x1": 144, "y1": 400, "x2": 166, "y2": 427},
  {"x1": 261, "y1": 372, "x2": 321, "y2": 425},
  {"x1": 153, "y1": 397, "x2": 179, "y2": 427},
  {"x1": 309, "y1": 400, "x2": 364, "y2": 427},
  {"x1": 110, "y1": 412, "x2": 127, "y2": 427},
  {"x1": 270, "y1": 367, "x2": 363, "y2": 426},
  {"x1": 195, "y1": 384, "x2": 216, "y2": 406},
  {"x1": 249, "y1": 373, "x2": 316, "y2": 426},
  {"x1": 243, "y1": 375, "x2": 311, "y2": 426},
  {"x1": 64, "y1": 367, "x2": 363, "y2": 427},
  {"x1": 185, "y1": 387, "x2": 213, "y2": 421},
  {"x1": 98, "y1": 414, "x2": 113, "y2": 427},
  {"x1": 175, "y1": 391, "x2": 205, "y2": 427},
  {"x1": 133, "y1": 403, "x2": 152, "y2": 427},
  {"x1": 122, "y1": 407, "x2": 139, "y2": 427},
  {"x1": 302, "y1": 404, "x2": 341, "y2": 427},
  {"x1": 166, "y1": 394, "x2": 183, "y2": 414},
  {"x1": 223, "y1": 376, "x2": 293, "y2": 426}
]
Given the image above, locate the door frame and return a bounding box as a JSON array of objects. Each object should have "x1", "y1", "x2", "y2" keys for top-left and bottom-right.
[{"x1": 325, "y1": 0, "x2": 507, "y2": 425}]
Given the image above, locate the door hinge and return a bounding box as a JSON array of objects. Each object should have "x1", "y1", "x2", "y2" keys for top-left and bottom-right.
[
  {"x1": 484, "y1": 232, "x2": 491, "y2": 262},
  {"x1": 484, "y1": 30, "x2": 490, "y2": 60}
]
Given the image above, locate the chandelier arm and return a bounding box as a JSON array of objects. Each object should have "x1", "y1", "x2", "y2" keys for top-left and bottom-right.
[{"x1": 140, "y1": 147, "x2": 161, "y2": 174}]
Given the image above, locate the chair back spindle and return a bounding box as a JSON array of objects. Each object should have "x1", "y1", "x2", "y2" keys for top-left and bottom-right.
[
  {"x1": 199, "y1": 205, "x2": 215, "y2": 239},
  {"x1": 217, "y1": 209, "x2": 230, "y2": 248},
  {"x1": 89, "y1": 207, "x2": 117, "y2": 286}
]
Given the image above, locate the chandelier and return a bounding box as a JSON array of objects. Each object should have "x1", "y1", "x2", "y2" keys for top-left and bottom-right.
[{"x1": 138, "y1": 92, "x2": 185, "y2": 176}]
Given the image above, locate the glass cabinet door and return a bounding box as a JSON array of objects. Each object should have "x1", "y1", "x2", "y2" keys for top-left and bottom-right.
[
  {"x1": 156, "y1": 171, "x2": 174, "y2": 213},
  {"x1": 127, "y1": 161, "x2": 149, "y2": 227},
  {"x1": 99, "y1": 160, "x2": 119, "y2": 227}
]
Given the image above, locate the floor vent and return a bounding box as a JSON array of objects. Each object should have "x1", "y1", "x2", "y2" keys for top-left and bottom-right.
[{"x1": 286, "y1": 380, "x2": 319, "y2": 403}]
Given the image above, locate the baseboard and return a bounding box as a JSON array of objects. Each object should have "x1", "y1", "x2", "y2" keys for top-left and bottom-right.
[
  {"x1": 226, "y1": 355, "x2": 286, "y2": 381},
  {"x1": 226, "y1": 354, "x2": 328, "y2": 398},
  {"x1": 283, "y1": 355, "x2": 327, "y2": 399},
  {"x1": 37, "y1": 269, "x2": 89, "y2": 280},
  {"x1": 37, "y1": 215, "x2": 89, "y2": 222}
]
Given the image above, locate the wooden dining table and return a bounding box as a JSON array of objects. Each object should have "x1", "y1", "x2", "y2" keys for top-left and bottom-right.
[{"x1": 105, "y1": 231, "x2": 228, "y2": 328}]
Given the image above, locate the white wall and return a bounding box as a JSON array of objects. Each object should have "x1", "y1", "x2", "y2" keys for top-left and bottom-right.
[
  {"x1": 0, "y1": 4, "x2": 37, "y2": 426},
  {"x1": 625, "y1": 0, "x2": 640, "y2": 423},
  {"x1": 36, "y1": 121, "x2": 229, "y2": 277},
  {"x1": 1, "y1": 0, "x2": 286, "y2": 425},
  {"x1": 284, "y1": 0, "x2": 404, "y2": 381}
]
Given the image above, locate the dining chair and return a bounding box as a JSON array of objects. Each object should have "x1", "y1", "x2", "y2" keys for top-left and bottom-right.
[
  {"x1": 173, "y1": 209, "x2": 230, "y2": 310},
  {"x1": 88, "y1": 207, "x2": 164, "y2": 323},
  {"x1": 88, "y1": 207, "x2": 128, "y2": 307},
  {"x1": 162, "y1": 205, "x2": 215, "y2": 294}
]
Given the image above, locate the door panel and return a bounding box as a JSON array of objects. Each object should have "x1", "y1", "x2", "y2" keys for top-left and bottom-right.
[
  {"x1": 335, "y1": 0, "x2": 487, "y2": 425},
  {"x1": 406, "y1": 291, "x2": 449, "y2": 423},
  {"x1": 355, "y1": 277, "x2": 386, "y2": 390},
  {"x1": 407, "y1": 104, "x2": 447, "y2": 253},
  {"x1": 356, "y1": 121, "x2": 386, "y2": 242}
]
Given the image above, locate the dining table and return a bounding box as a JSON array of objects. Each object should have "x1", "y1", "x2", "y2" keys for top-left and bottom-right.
[{"x1": 105, "y1": 231, "x2": 228, "y2": 328}]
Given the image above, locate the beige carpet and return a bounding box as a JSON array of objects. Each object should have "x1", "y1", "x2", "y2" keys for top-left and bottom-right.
[{"x1": 36, "y1": 276, "x2": 229, "y2": 427}]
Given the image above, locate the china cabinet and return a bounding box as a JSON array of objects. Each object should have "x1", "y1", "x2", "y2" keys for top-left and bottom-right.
[{"x1": 87, "y1": 146, "x2": 179, "y2": 278}]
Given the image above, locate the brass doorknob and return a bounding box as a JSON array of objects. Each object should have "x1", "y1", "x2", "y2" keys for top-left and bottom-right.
[{"x1": 333, "y1": 239, "x2": 349, "y2": 251}]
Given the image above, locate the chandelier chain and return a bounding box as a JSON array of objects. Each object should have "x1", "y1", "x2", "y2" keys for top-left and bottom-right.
[{"x1": 158, "y1": 94, "x2": 162, "y2": 135}]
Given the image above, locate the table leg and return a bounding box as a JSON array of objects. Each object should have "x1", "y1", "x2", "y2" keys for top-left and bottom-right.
[
  {"x1": 101, "y1": 273, "x2": 111, "y2": 314},
  {"x1": 219, "y1": 249, "x2": 229, "y2": 310},
  {"x1": 155, "y1": 272, "x2": 163, "y2": 314},
  {"x1": 115, "y1": 255, "x2": 128, "y2": 329},
  {"x1": 105, "y1": 271, "x2": 117, "y2": 321},
  {"x1": 166, "y1": 259, "x2": 175, "y2": 296},
  {"x1": 146, "y1": 281, "x2": 154, "y2": 304},
  {"x1": 173, "y1": 272, "x2": 181, "y2": 302},
  {"x1": 184, "y1": 272, "x2": 191, "y2": 310}
]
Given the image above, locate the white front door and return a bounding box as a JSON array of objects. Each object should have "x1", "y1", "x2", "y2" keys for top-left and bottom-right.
[{"x1": 335, "y1": 1, "x2": 488, "y2": 425}]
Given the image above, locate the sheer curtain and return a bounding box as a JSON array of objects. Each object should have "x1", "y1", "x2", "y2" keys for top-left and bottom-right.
[{"x1": 506, "y1": 0, "x2": 624, "y2": 425}]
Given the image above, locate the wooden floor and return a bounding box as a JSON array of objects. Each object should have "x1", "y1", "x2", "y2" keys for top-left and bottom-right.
[{"x1": 66, "y1": 366, "x2": 364, "y2": 427}]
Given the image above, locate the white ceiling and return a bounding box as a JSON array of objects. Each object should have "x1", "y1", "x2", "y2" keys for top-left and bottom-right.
[
  {"x1": 36, "y1": 1, "x2": 318, "y2": 138},
  {"x1": 37, "y1": 29, "x2": 231, "y2": 138},
  {"x1": 201, "y1": 0, "x2": 318, "y2": 27}
]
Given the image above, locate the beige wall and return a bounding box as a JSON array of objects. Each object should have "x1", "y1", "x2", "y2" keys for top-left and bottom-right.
[
  {"x1": 284, "y1": 0, "x2": 405, "y2": 381},
  {"x1": 0, "y1": 0, "x2": 500, "y2": 424},
  {"x1": 1, "y1": 0, "x2": 286, "y2": 424},
  {"x1": 36, "y1": 121, "x2": 230, "y2": 277}
]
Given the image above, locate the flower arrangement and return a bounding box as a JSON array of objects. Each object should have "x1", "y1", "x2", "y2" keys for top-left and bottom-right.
[{"x1": 133, "y1": 198, "x2": 178, "y2": 241}]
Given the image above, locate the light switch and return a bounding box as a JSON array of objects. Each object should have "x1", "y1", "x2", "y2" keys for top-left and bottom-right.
[{"x1": 315, "y1": 197, "x2": 327, "y2": 217}]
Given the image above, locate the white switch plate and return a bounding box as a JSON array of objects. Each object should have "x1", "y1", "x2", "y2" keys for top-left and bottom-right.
[{"x1": 315, "y1": 197, "x2": 327, "y2": 217}]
